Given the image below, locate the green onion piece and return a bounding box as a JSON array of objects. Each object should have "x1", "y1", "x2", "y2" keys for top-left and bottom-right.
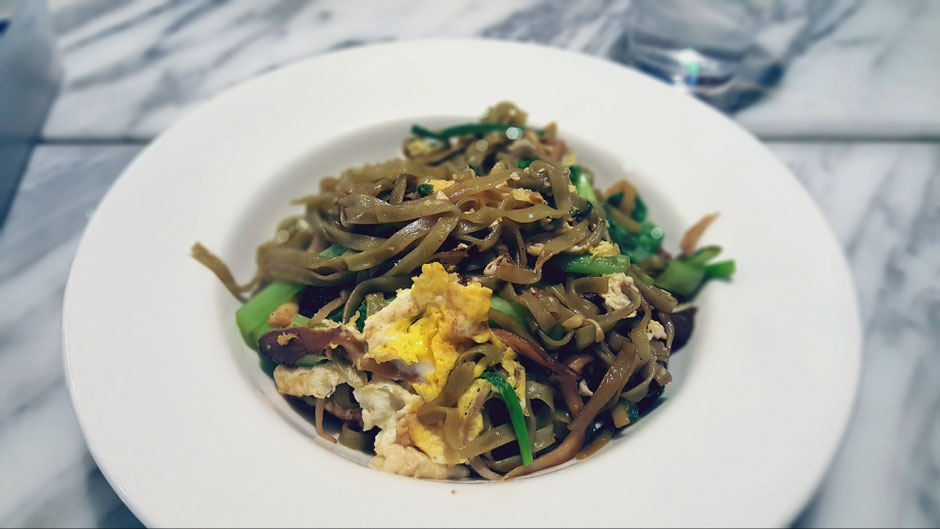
[
  {"x1": 606, "y1": 192, "x2": 646, "y2": 222},
  {"x1": 416, "y1": 184, "x2": 434, "y2": 196},
  {"x1": 630, "y1": 221, "x2": 664, "y2": 262},
  {"x1": 410, "y1": 124, "x2": 441, "y2": 139},
  {"x1": 294, "y1": 354, "x2": 327, "y2": 368},
  {"x1": 606, "y1": 191, "x2": 624, "y2": 207},
  {"x1": 468, "y1": 164, "x2": 479, "y2": 174},
  {"x1": 654, "y1": 260, "x2": 706, "y2": 297},
  {"x1": 628, "y1": 265, "x2": 656, "y2": 286},
  {"x1": 685, "y1": 245, "x2": 722, "y2": 266},
  {"x1": 235, "y1": 281, "x2": 305, "y2": 347},
  {"x1": 411, "y1": 123, "x2": 529, "y2": 141},
  {"x1": 326, "y1": 306, "x2": 344, "y2": 323},
  {"x1": 490, "y1": 295, "x2": 532, "y2": 330},
  {"x1": 568, "y1": 165, "x2": 602, "y2": 210},
  {"x1": 606, "y1": 210, "x2": 633, "y2": 246},
  {"x1": 355, "y1": 303, "x2": 368, "y2": 332},
  {"x1": 632, "y1": 195, "x2": 647, "y2": 222},
  {"x1": 606, "y1": 205, "x2": 662, "y2": 264},
  {"x1": 518, "y1": 157, "x2": 537, "y2": 169},
  {"x1": 705, "y1": 259, "x2": 736, "y2": 280},
  {"x1": 654, "y1": 247, "x2": 735, "y2": 296},
  {"x1": 319, "y1": 243, "x2": 347, "y2": 258},
  {"x1": 554, "y1": 254, "x2": 630, "y2": 275},
  {"x1": 479, "y1": 372, "x2": 533, "y2": 466}
]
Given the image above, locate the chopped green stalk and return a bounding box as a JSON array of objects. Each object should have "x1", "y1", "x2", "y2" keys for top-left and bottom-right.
[
  {"x1": 355, "y1": 303, "x2": 368, "y2": 332},
  {"x1": 630, "y1": 221, "x2": 664, "y2": 261},
  {"x1": 479, "y1": 372, "x2": 533, "y2": 466},
  {"x1": 628, "y1": 265, "x2": 656, "y2": 286},
  {"x1": 654, "y1": 260, "x2": 705, "y2": 297},
  {"x1": 606, "y1": 211, "x2": 632, "y2": 245},
  {"x1": 547, "y1": 325, "x2": 565, "y2": 340},
  {"x1": 416, "y1": 184, "x2": 434, "y2": 196},
  {"x1": 605, "y1": 192, "x2": 646, "y2": 222},
  {"x1": 490, "y1": 295, "x2": 532, "y2": 329},
  {"x1": 235, "y1": 281, "x2": 305, "y2": 347},
  {"x1": 318, "y1": 244, "x2": 347, "y2": 258},
  {"x1": 554, "y1": 254, "x2": 630, "y2": 275},
  {"x1": 705, "y1": 259, "x2": 736, "y2": 280},
  {"x1": 606, "y1": 204, "x2": 662, "y2": 264},
  {"x1": 411, "y1": 123, "x2": 535, "y2": 141},
  {"x1": 291, "y1": 314, "x2": 311, "y2": 327},
  {"x1": 326, "y1": 306, "x2": 344, "y2": 322},
  {"x1": 685, "y1": 245, "x2": 722, "y2": 266},
  {"x1": 294, "y1": 354, "x2": 327, "y2": 368},
  {"x1": 568, "y1": 165, "x2": 602, "y2": 210},
  {"x1": 655, "y1": 247, "x2": 735, "y2": 296},
  {"x1": 631, "y1": 195, "x2": 647, "y2": 222},
  {"x1": 517, "y1": 157, "x2": 537, "y2": 169}
]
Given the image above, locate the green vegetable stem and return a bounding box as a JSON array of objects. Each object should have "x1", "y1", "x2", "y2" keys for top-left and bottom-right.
[
  {"x1": 553, "y1": 254, "x2": 630, "y2": 275},
  {"x1": 479, "y1": 371, "x2": 534, "y2": 466}
]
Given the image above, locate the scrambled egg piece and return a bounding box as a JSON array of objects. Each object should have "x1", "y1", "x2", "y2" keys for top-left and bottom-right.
[
  {"x1": 426, "y1": 179, "x2": 454, "y2": 192},
  {"x1": 371, "y1": 440, "x2": 467, "y2": 479},
  {"x1": 602, "y1": 272, "x2": 639, "y2": 317},
  {"x1": 647, "y1": 320, "x2": 667, "y2": 341},
  {"x1": 526, "y1": 242, "x2": 545, "y2": 256},
  {"x1": 354, "y1": 379, "x2": 419, "y2": 431},
  {"x1": 509, "y1": 188, "x2": 544, "y2": 205},
  {"x1": 402, "y1": 415, "x2": 460, "y2": 465},
  {"x1": 456, "y1": 378, "x2": 489, "y2": 440},
  {"x1": 589, "y1": 240, "x2": 621, "y2": 257},
  {"x1": 404, "y1": 138, "x2": 435, "y2": 157},
  {"x1": 355, "y1": 379, "x2": 468, "y2": 479},
  {"x1": 273, "y1": 363, "x2": 366, "y2": 398},
  {"x1": 358, "y1": 263, "x2": 525, "y2": 471},
  {"x1": 363, "y1": 263, "x2": 492, "y2": 401}
]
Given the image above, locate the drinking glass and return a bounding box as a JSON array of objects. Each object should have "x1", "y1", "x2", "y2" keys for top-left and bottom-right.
[{"x1": 626, "y1": 0, "x2": 775, "y2": 93}]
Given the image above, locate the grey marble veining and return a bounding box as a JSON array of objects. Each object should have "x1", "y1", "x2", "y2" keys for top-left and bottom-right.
[
  {"x1": 41, "y1": 0, "x2": 940, "y2": 140},
  {"x1": 0, "y1": 145, "x2": 144, "y2": 528},
  {"x1": 770, "y1": 143, "x2": 940, "y2": 527}
]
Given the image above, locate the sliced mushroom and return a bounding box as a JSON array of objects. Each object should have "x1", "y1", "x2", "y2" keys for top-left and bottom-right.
[
  {"x1": 259, "y1": 327, "x2": 343, "y2": 367},
  {"x1": 258, "y1": 326, "x2": 418, "y2": 381}
]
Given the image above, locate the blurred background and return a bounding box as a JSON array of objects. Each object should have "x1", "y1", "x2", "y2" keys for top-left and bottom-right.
[{"x1": 0, "y1": 0, "x2": 937, "y2": 527}]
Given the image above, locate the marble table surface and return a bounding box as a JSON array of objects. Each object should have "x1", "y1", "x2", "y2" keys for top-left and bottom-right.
[{"x1": 1, "y1": 1, "x2": 938, "y2": 527}]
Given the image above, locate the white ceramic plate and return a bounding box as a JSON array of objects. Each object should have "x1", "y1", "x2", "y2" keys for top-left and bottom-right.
[{"x1": 63, "y1": 39, "x2": 860, "y2": 527}]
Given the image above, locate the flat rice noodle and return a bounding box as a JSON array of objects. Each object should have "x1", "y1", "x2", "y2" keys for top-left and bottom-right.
[
  {"x1": 343, "y1": 197, "x2": 459, "y2": 224},
  {"x1": 529, "y1": 160, "x2": 572, "y2": 215},
  {"x1": 343, "y1": 276, "x2": 412, "y2": 322},
  {"x1": 341, "y1": 219, "x2": 433, "y2": 271},
  {"x1": 386, "y1": 215, "x2": 459, "y2": 275},
  {"x1": 444, "y1": 170, "x2": 512, "y2": 201}
]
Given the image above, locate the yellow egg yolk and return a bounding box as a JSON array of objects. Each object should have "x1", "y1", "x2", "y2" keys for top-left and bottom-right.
[
  {"x1": 364, "y1": 263, "x2": 492, "y2": 401},
  {"x1": 361, "y1": 263, "x2": 528, "y2": 464}
]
